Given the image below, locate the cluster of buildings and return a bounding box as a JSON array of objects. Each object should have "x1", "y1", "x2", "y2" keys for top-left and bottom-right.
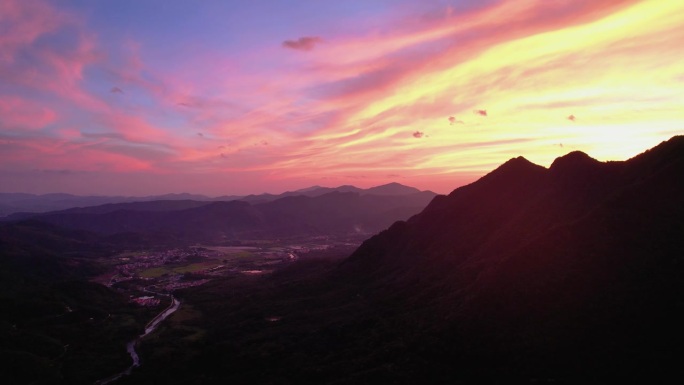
[
  {"x1": 116, "y1": 248, "x2": 215, "y2": 277},
  {"x1": 131, "y1": 296, "x2": 161, "y2": 307}
]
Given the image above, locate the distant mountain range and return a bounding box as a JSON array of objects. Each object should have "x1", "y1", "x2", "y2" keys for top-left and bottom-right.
[
  {"x1": 4, "y1": 184, "x2": 436, "y2": 242},
  {"x1": 0, "y1": 182, "x2": 429, "y2": 217}
]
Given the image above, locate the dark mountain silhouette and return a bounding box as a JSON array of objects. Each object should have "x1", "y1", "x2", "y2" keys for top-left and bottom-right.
[
  {"x1": 0, "y1": 221, "x2": 157, "y2": 384},
  {"x1": 12, "y1": 190, "x2": 436, "y2": 242},
  {"x1": 339, "y1": 135, "x2": 684, "y2": 381}
]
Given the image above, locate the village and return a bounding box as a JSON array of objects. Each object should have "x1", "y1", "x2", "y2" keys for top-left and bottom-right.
[{"x1": 98, "y1": 241, "x2": 354, "y2": 308}]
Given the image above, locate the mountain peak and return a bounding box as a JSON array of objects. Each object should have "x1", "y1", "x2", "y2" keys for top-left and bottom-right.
[
  {"x1": 549, "y1": 151, "x2": 601, "y2": 175},
  {"x1": 504, "y1": 155, "x2": 534, "y2": 166},
  {"x1": 550, "y1": 150, "x2": 596, "y2": 166},
  {"x1": 294, "y1": 185, "x2": 323, "y2": 193},
  {"x1": 364, "y1": 182, "x2": 421, "y2": 196},
  {"x1": 377, "y1": 182, "x2": 403, "y2": 187},
  {"x1": 489, "y1": 156, "x2": 543, "y2": 177},
  {"x1": 447, "y1": 155, "x2": 546, "y2": 198}
]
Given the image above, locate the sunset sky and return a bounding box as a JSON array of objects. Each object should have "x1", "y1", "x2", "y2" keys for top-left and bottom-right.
[{"x1": 1, "y1": 0, "x2": 683, "y2": 196}]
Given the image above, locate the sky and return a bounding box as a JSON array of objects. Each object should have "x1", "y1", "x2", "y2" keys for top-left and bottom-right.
[{"x1": 1, "y1": 0, "x2": 683, "y2": 196}]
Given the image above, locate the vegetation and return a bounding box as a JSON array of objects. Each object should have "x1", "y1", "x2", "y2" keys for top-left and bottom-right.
[
  {"x1": 0, "y1": 222, "x2": 158, "y2": 384},
  {"x1": 139, "y1": 262, "x2": 219, "y2": 278}
]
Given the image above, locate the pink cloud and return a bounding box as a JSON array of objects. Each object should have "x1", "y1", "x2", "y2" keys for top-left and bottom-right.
[
  {"x1": 1, "y1": 132, "x2": 157, "y2": 173},
  {"x1": 55, "y1": 148, "x2": 154, "y2": 172},
  {"x1": 97, "y1": 113, "x2": 178, "y2": 147},
  {"x1": 0, "y1": 0, "x2": 669, "y2": 196},
  {"x1": 0, "y1": 96, "x2": 58, "y2": 130},
  {"x1": 0, "y1": 5, "x2": 107, "y2": 116},
  {"x1": 0, "y1": 0, "x2": 65, "y2": 63},
  {"x1": 297, "y1": 0, "x2": 640, "y2": 109}
]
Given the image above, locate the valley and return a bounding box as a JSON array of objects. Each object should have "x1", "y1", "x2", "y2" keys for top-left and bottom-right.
[
  {"x1": 92, "y1": 238, "x2": 366, "y2": 384},
  {"x1": 1, "y1": 137, "x2": 683, "y2": 384},
  {"x1": 95, "y1": 238, "x2": 361, "y2": 301}
]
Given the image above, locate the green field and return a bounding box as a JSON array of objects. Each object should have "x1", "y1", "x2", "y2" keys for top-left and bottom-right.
[
  {"x1": 201, "y1": 246, "x2": 264, "y2": 260},
  {"x1": 139, "y1": 262, "x2": 219, "y2": 278}
]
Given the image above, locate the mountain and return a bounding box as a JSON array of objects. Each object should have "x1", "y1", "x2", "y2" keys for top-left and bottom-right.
[
  {"x1": 234, "y1": 183, "x2": 425, "y2": 203},
  {"x1": 364, "y1": 182, "x2": 422, "y2": 195},
  {"x1": 1, "y1": 183, "x2": 432, "y2": 217},
  {"x1": 339, "y1": 135, "x2": 684, "y2": 381},
  {"x1": 0, "y1": 221, "x2": 156, "y2": 384},
  {"x1": 10, "y1": 190, "x2": 437, "y2": 243},
  {"x1": 0, "y1": 193, "x2": 216, "y2": 218}
]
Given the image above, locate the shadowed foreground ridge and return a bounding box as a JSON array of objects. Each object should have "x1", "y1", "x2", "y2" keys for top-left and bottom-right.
[{"x1": 341, "y1": 135, "x2": 684, "y2": 381}]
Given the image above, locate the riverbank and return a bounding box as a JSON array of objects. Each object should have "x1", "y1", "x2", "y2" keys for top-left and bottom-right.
[{"x1": 95, "y1": 296, "x2": 181, "y2": 385}]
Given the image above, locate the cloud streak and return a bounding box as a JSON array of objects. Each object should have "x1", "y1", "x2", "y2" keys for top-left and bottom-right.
[{"x1": 1, "y1": 0, "x2": 683, "y2": 195}]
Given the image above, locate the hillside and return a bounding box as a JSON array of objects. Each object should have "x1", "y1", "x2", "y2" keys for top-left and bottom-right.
[
  {"x1": 0, "y1": 222, "x2": 156, "y2": 384},
  {"x1": 340, "y1": 135, "x2": 684, "y2": 380}
]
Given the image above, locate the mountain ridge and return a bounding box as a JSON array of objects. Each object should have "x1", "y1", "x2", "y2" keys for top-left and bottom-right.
[
  {"x1": 0, "y1": 182, "x2": 433, "y2": 218},
  {"x1": 8, "y1": 190, "x2": 438, "y2": 243},
  {"x1": 336, "y1": 135, "x2": 684, "y2": 380}
]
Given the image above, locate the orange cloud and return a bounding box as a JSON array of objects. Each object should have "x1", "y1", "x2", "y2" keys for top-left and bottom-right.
[
  {"x1": 262, "y1": 0, "x2": 684, "y2": 189},
  {"x1": 2, "y1": 0, "x2": 683, "y2": 195}
]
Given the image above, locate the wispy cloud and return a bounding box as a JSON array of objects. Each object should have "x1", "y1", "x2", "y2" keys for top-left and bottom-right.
[
  {"x1": 0, "y1": 96, "x2": 57, "y2": 130},
  {"x1": 2, "y1": 0, "x2": 683, "y2": 195}
]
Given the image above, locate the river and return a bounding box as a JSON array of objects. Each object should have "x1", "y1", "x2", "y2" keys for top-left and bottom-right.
[{"x1": 95, "y1": 296, "x2": 181, "y2": 384}]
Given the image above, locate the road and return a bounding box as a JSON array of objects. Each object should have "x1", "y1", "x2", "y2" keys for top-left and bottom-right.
[{"x1": 95, "y1": 295, "x2": 181, "y2": 385}]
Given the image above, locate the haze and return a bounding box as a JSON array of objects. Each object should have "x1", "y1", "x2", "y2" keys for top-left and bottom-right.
[{"x1": 2, "y1": 0, "x2": 683, "y2": 196}]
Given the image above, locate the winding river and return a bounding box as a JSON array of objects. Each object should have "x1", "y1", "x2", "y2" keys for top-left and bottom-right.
[{"x1": 95, "y1": 296, "x2": 181, "y2": 385}]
